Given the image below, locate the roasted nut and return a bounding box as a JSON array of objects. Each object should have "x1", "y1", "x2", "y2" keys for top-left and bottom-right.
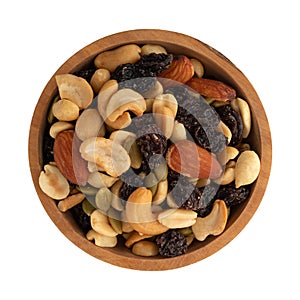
[
  {"x1": 75, "y1": 108, "x2": 105, "y2": 141},
  {"x1": 126, "y1": 187, "x2": 168, "y2": 235},
  {"x1": 90, "y1": 209, "x2": 118, "y2": 237},
  {"x1": 190, "y1": 58, "x2": 205, "y2": 78},
  {"x1": 170, "y1": 121, "x2": 187, "y2": 143},
  {"x1": 38, "y1": 164, "x2": 70, "y2": 200},
  {"x1": 153, "y1": 179, "x2": 168, "y2": 205},
  {"x1": 109, "y1": 130, "x2": 136, "y2": 149},
  {"x1": 158, "y1": 209, "x2": 197, "y2": 228},
  {"x1": 58, "y1": 193, "x2": 85, "y2": 212},
  {"x1": 214, "y1": 165, "x2": 235, "y2": 185},
  {"x1": 106, "y1": 88, "x2": 146, "y2": 122},
  {"x1": 143, "y1": 80, "x2": 163, "y2": 98},
  {"x1": 153, "y1": 94, "x2": 178, "y2": 118},
  {"x1": 90, "y1": 68, "x2": 110, "y2": 93},
  {"x1": 235, "y1": 150, "x2": 260, "y2": 188},
  {"x1": 97, "y1": 79, "x2": 118, "y2": 119},
  {"x1": 107, "y1": 208, "x2": 122, "y2": 234},
  {"x1": 105, "y1": 112, "x2": 132, "y2": 129},
  {"x1": 88, "y1": 171, "x2": 118, "y2": 188},
  {"x1": 49, "y1": 121, "x2": 74, "y2": 138},
  {"x1": 94, "y1": 44, "x2": 141, "y2": 72},
  {"x1": 86, "y1": 229, "x2": 117, "y2": 247},
  {"x1": 219, "y1": 120, "x2": 232, "y2": 144},
  {"x1": 132, "y1": 241, "x2": 159, "y2": 257},
  {"x1": 231, "y1": 97, "x2": 251, "y2": 138},
  {"x1": 52, "y1": 99, "x2": 79, "y2": 121},
  {"x1": 125, "y1": 231, "x2": 153, "y2": 248},
  {"x1": 80, "y1": 137, "x2": 131, "y2": 177},
  {"x1": 192, "y1": 200, "x2": 228, "y2": 241},
  {"x1": 110, "y1": 180, "x2": 125, "y2": 211},
  {"x1": 141, "y1": 44, "x2": 167, "y2": 55},
  {"x1": 55, "y1": 74, "x2": 93, "y2": 109}
]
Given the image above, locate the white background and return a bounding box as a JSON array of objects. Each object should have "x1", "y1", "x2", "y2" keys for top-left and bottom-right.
[{"x1": 1, "y1": 0, "x2": 299, "y2": 299}]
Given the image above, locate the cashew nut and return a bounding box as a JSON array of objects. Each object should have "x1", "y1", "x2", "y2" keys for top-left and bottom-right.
[
  {"x1": 125, "y1": 231, "x2": 153, "y2": 248},
  {"x1": 90, "y1": 209, "x2": 118, "y2": 237},
  {"x1": 38, "y1": 164, "x2": 70, "y2": 200},
  {"x1": 192, "y1": 200, "x2": 228, "y2": 241},
  {"x1": 55, "y1": 74, "x2": 94, "y2": 109},
  {"x1": 231, "y1": 98, "x2": 251, "y2": 138},
  {"x1": 75, "y1": 108, "x2": 105, "y2": 141},
  {"x1": 153, "y1": 94, "x2": 178, "y2": 117},
  {"x1": 152, "y1": 179, "x2": 168, "y2": 205},
  {"x1": 143, "y1": 80, "x2": 163, "y2": 98},
  {"x1": 106, "y1": 88, "x2": 146, "y2": 122},
  {"x1": 52, "y1": 99, "x2": 79, "y2": 121},
  {"x1": 90, "y1": 68, "x2": 110, "y2": 93},
  {"x1": 49, "y1": 121, "x2": 74, "y2": 138},
  {"x1": 170, "y1": 121, "x2": 187, "y2": 143},
  {"x1": 126, "y1": 187, "x2": 168, "y2": 235},
  {"x1": 79, "y1": 137, "x2": 131, "y2": 177},
  {"x1": 158, "y1": 209, "x2": 197, "y2": 229},
  {"x1": 141, "y1": 44, "x2": 167, "y2": 55},
  {"x1": 86, "y1": 229, "x2": 117, "y2": 247},
  {"x1": 94, "y1": 44, "x2": 141, "y2": 72},
  {"x1": 235, "y1": 150, "x2": 260, "y2": 188}
]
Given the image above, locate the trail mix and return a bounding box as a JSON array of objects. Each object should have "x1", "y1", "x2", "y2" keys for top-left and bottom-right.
[{"x1": 38, "y1": 43, "x2": 261, "y2": 258}]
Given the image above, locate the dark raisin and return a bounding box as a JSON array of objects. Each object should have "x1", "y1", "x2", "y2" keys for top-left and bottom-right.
[
  {"x1": 119, "y1": 169, "x2": 144, "y2": 201},
  {"x1": 43, "y1": 134, "x2": 55, "y2": 165},
  {"x1": 156, "y1": 230, "x2": 188, "y2": 257},
  {"x1": 181, "y1": 184, "x2": 218, "y2": 217},
  {"x1": 111, "y1": 63, "x2": 138, "y2": 82},
  {"x1": 119, "y1": 77, "x2": 157, "y2": 94},
  {"x1": 216, "y1": 183, "x2": 251, "y2": 206},
  {"x1": 73, "y1": 68, "x2": 96, "y2": 81},
  {"x1": 215, "y1": 104, "x2": 244, "y2": 146},
  {"x1": 69, "y1": 203, "x2": 91, "y2": 234},
  {"x1": 136, "y1": 53, "x2": 173, "y2": 77}
]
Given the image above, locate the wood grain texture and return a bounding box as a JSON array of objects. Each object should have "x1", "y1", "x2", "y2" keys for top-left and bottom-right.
[{"x1": 28, "y1": 29, "x2": 272, "y2": 271}]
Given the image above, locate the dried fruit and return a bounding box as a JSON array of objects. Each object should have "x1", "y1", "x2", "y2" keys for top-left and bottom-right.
[
  {"x1": 166, "y1": 140, "x2": 223, "y2": 179},
  {"x1": 215, "y1": 104, "x2": 243, "y2": 146},
  {"x1": 216, "y1": 182, "x2": 251, "y2": 206},
  {"x1": 186, "y1": 77, "x2": 236, "y2": 101},
  {"x1": 69, "y1": 202, "x2": 91, "y2": 234},
  {"x1": 156, "y1": 230, "x2": 188, "y2": 257}
]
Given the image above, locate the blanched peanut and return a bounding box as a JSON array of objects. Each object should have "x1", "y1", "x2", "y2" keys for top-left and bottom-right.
[
  {"x1": 52, "y1": 99, "x2": 79, "y2": 121},
  {"x1": 94, "y1": 44, "x2": 141, "y2": 72},
  {"x1": 132, "y1": 241, "x2": 159, "y2": 257},
  {"x1": 90, "y1": 68, "x2": 110, "y2": 93},
  {"x1": 38, "y1": 164, "x2": 70, "y2": 200}
]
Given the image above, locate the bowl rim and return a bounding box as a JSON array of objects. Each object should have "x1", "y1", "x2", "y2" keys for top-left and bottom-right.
[{"x1": 28, "y1": 29, "x2": 272, "y2": 270}]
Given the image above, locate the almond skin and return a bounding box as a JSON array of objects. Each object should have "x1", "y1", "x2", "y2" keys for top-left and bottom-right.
[
  {"x1": 53, "y1": 130, "x2": 89, "y2": 185},
  {"x1": 166, "y1": 140, "x2": 223, "y2": 179},
  {"x1": 159, "y1": 55, "x2": 194, "y2": 85},
  {"x1": 186, "y1": 77, "x2": 236, "y2": 101}
]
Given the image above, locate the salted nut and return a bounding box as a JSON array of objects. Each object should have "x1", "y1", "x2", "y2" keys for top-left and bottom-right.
[
  {"x1": 90, "y1": 210, "x2": 118, "y2": 237},
  {"x1": 86, "y1": 229, "x2": 117, "y2": 247},
  {"x1": 106, "y1": 88, "x2": 146, "y2": 122},
  {"x1": 192, "y1": 200, "x2": 228, "y2": 241},
  {"x1": 79, "y1": 137, "x2": 131, "y2": 177},
  {"x1": 38, "y1": 164, "x2": 70, "y2": 200},
  {"x1": 49, "y1": 121, "x2": 74, "y2": 138},
  {"x1": 126, "y1": 187, "x2": 168, "y2": 235},
  {"x1": 235, "y1": 150, "x2": 260, "y2": 188},
  {"x1": 52, "y1": 99, "x2": 79, "y2": 121},
  {"x1": 158, "y1": 209, "x2": 197, "y2": 229},
  {"x1": 55, "y1": 74, "x2": 94, "y2": 109}
]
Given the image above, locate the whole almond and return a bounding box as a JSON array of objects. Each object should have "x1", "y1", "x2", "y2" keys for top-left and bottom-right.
[
  {"x1": 166, "y1": 140, "x2": 223, "y2": 179},
  {"x1": 186, "y1": 77, "x2": 236, "y2": 101},
  {"x1": 159, "y1": 55, "x2": 194, "y2": 85},
  {"x1": 53, "y1": 130, "x2": 89, "y2": 185}
]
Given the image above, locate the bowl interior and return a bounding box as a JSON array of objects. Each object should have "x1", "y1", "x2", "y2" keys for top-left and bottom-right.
[{"x1": 29, "y1": 29, "x2": 272, "y2": 270}]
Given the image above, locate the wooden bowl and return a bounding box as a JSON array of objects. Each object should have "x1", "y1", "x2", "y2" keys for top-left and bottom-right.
[{"x1": 28, "y1": 29, "x2": 272, "y2": 270}]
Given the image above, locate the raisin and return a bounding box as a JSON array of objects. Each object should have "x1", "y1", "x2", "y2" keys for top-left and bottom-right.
[
  {"x1": 216, "y1": 183, "x2": 251, "y2": 206},
  {"x1": 215, "y1": 104, "x2": 244, "y2": 146},
  {"x1": 119, "y1": 169, "x2": 144, "y2": 201},
  {"x1": 69, "y1": 203, "x2": 91, "y2": 234},
  {"x1": 111, "y1": 63, "x2": 137, "y2": 82},
  {"x1": 136, "y1": 53, "x2": 173, "y2": 77},
  {"x1": 73, "y1": 68, "x2": 96, "y2": 81},
  {"x1": 43, "y1": 134, "x2": 55, "y2": 165},
  {"x1": 156, "y1": 230, "x2": 188, "y2": 257}
]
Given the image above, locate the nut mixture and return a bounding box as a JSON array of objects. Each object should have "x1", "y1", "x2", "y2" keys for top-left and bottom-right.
[{"x1": 39, "y1": 43, "x2": 261, "y2": 258}]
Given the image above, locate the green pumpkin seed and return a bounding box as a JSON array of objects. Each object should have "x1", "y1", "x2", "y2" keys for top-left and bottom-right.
[
  {"x1": 95, "y1": 187, "x2": 112, "y2": 212},
  {"x1": 81, "y1": 199, "x2": 95, "y2": 216}
]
